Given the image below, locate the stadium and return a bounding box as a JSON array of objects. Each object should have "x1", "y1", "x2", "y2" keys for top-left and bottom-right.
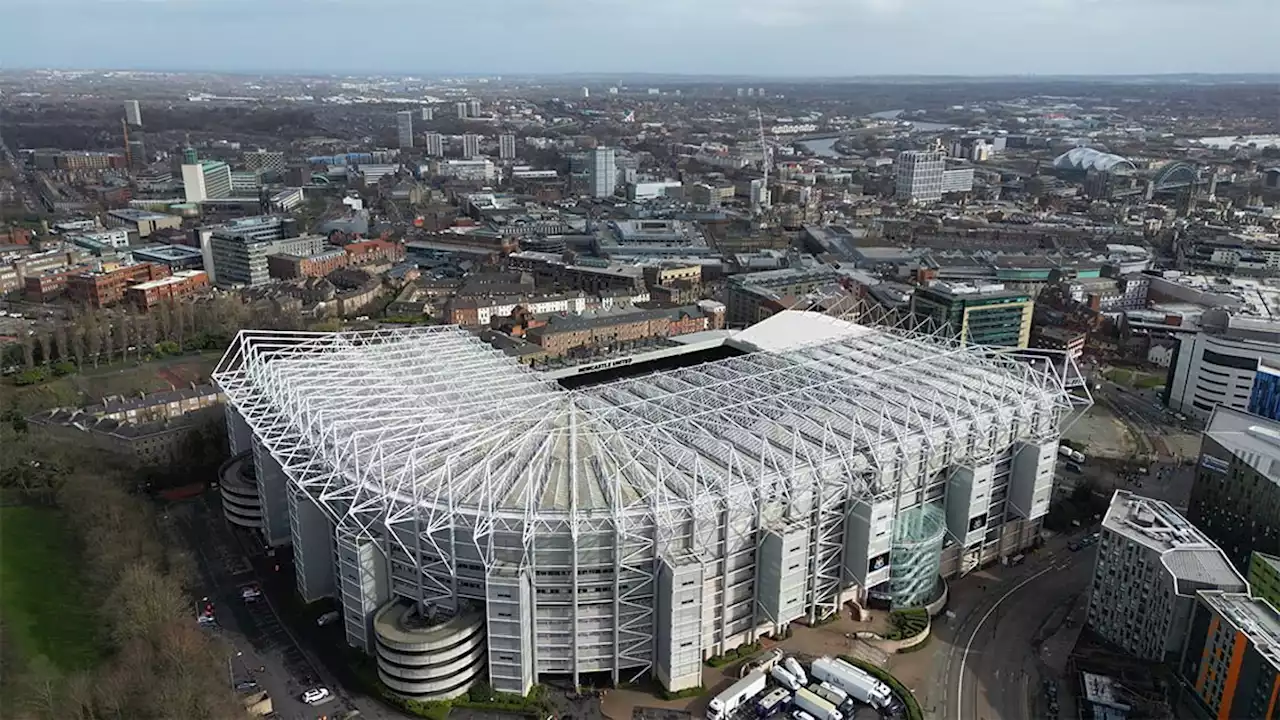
[{"x1": 212, "y1": 310, "x2": 1087, "y2": 699}]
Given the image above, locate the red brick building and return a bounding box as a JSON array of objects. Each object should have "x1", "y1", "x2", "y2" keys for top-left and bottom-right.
[
  {"x1": 125, "y1": 270, "x2": 210, "y2": 310},
  {"x1": 526, "y1": 302, "x2": 725, "y2": 358},
  {"x1": 267, "y1": 248, "x2": 349, "y2": 280},
  {"x1": 67, "y1": 262, "x2": 170, "y2": 308},
  {"x1": 344, "y1": 239, "x2": 406, "y2": 268},
  {"x1": 24, "y1": 267, "x2": 83, "y2": 302}
]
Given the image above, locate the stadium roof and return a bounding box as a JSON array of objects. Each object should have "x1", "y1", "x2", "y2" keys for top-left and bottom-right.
[
  {"x1": 213, "y1": 311, "x2": 1086, "y2": 531},
  {"x1": 1053, "y1": 147, "x2": 1136, "y2": 173}
]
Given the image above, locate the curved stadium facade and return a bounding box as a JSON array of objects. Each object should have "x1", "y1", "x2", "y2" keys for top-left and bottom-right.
[{"x1": 212, "y1": 311, "x2": 1087, "y2": 697}]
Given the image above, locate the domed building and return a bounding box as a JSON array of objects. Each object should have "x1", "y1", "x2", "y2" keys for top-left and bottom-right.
[{"x1": 1052, "y1": 147, "x2": 1136, "y2": 174}]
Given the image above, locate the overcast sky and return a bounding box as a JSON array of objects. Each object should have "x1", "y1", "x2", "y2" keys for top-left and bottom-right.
[{"x1": 3, "y1": 0, "x2": 1277, "y2": 76}]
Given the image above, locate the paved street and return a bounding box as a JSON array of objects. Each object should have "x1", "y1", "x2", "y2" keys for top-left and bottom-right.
[{"x1": 926, "y1": 534, "x2": 1096, "y2": 720}]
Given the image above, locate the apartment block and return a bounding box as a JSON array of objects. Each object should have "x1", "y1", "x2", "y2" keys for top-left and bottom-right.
[
  {"x1": 1179, "y1": 590, "x2": 1280, "y2": 720},
  {"x1": 1087, "y1": 491, "x2": 1247, "y2": 663},
  {"x1": 1251, "y1": 552, "x2": 1280, "y2": 611},
  {"x1": 267, "y1": 248, "x2": 349, "y2": 280}
]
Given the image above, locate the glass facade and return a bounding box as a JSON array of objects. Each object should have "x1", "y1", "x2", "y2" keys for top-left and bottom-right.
[
  {"x1": 1248, "y1": 362, "x2": 1280, "y2": 421},
  {"x1": 888, "y1": 503, "x2": 946, "y2": 608}
]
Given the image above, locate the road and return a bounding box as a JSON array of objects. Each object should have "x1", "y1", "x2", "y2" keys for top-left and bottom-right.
[
  {"x1": 930, "y1": 534, "x2": 1097, "y2": 720},
  {"x1": 174, "y1": 493, "x2": 412, "y2": 720}
]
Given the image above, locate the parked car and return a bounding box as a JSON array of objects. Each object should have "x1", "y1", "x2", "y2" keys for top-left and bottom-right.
[
  {"x1": 241, "y1": 584, "x2": 262, "y2": 602},
  {"x1": 302, "y1": 687, "x2": 332, "y2": 705}
]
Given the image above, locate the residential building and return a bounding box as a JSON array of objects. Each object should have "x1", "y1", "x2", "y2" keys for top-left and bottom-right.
[
  {"x1": 397, "y1": 110, "x2": 414, "y2": 150},
  {"x1": 181, "y1": 160, "x2": 233, "y2": 202},
  {"x1": 445, "y1": 290, "x2": 588, "y2": 327},
  {"x1": 420, "y1": 107, "x2": 433, "y2": 121},
  {"x1": 526, "y1": 304, "x2": 725, "y2": 358},
  {"x1": 424, "y1": 133, "x2": 444, "y2": 158},
  {"x1": 1086, "y1": 491, "x2": 1247, "y2": 663},
  {"x1": 243, "y1": 150, "x2": 286, "y2": 174},
  {"x1": 1189, "y1": 405, "x2": 1280, "y2": 569},
  {"x1": 588, "y1": 146, "x2": 617, "y2": 198},
  {"x1": 461, "y1": 134, "x2": 481, "y2": 159},
  {"x1": 725, "y1": 266, "x2": 845, "y2": 327},
  {"x1": 1178, "y1": 590, "x2": 1280, "y2": 720},
  {"x1": 455, "y1": 101, "x2": 469, "y2": 119},
  {"x1": 1166, "y1": 312, "x2": 1280, "y2": 419},
  {"x1": 105, "y1": 209, "x2": 182, "y2": 238},
  {"x1": 67, "y1": 262, "x2": 171, "y2": 308},
  {"x1": 507, "y1": 251, "x2": 644, "y2": 294},
  {"x1": 125, "y1": 270, "x2": 210, "y2": 310},
  {"x1": 267, "y1": 248, "x2": 349, "y2": 280},
  {"x1": 467, "y1": 99, "x2": 481, "y2": 118},
  {"x1": 433, "y1": 159, "x2": 496, "y2": 182},
  {"x1": 910, "y1": 282, "x2": 1034, "y2": 348},
  {"x1": 1250, "y1": 552, "x2": 1280, "y2": 610},
  {"x1": 499, "y1": 134, "x2": 516, "y2": 160},
  {"x1": 25, "y1": 386, "x2": 223, "y2": 467},
  {"x1": 124, "y1": 100, "x2": 142, "y2": 126},
  {"x1": 344, "y1": 239, "x2": 406, "y2": 269}
]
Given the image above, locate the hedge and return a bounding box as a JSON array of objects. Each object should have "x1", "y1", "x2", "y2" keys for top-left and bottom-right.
[
  {"x1": 705, "y1": 641, "x2": 762, "y2": 668},
  {"x1": 838, "y1": 656, "x2": 923, "y2": 720},
  {"x1": 659, "y1": 685, "x2": 705, "y2": 701},
  {"x1": 887, "y1": 608, "x2": 929, "y2": 640}
]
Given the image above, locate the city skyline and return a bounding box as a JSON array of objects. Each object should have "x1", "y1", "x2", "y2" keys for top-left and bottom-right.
[{"x1": 3, "y1": 0, "x2": 1277, "y2": 76}]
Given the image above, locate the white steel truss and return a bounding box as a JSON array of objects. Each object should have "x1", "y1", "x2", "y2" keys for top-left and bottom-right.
[{"x1": 213, "y1": 314, "x2": 1088, "y2": 682}]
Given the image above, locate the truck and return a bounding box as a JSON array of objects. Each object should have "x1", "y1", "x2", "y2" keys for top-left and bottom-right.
[
  {"x1": 707, "y1": 669, "x2": 767, "y2": 720},
  {"x1": 811, "y1": 657, "x2": 893, "y2": 710},
  {"x1": 756, "y1": 687, "x2": 791, "y2": 717},
  {"x1": 784, "y1": 657, "x2": 808, "y2": 686},
  {"x1": 771, "y1": 665, "x2": 802, "y2": 692},
  {"x1": 815, "y1": 682, "x2": 849, "y2": 709},
  {"x1": 792, "y1": 687, "x2": 842, "y2": 720}
]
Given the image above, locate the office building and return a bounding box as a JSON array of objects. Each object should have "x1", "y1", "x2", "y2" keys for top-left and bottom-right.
[
  {"x1": 461, "y1": 134, "x2": 481, "y2": 159},
  {"x1": 214, "y1": 309, "x2": 1085, "y2": 698},
  {"x1": 1179, "y1": 590, "x2": 1280, "y2": 720},
  {"x1": 125, "y1": 270, "x2": 210, "y2": 310},
  {"x1": 587, "y1": 146, "x2": 617, "y2": 198},
  {"x1": 104, "y1": 209, "x2": 183, "y2": 238},
  {"x1": 127, "y1": 138, "x2": 146, "y2": 169},
  {"x1": 910, "y1": 282, "x2": 1034, "y2": 348},
  {"x1": 131, "y1": 244, "x2": 206, "y2": 272},
  {"x1": 423, "y1": 133, "x2": 444, "y2": 158},
  {"x1": 456, "y1": 101, "x2": 469, "y2": 119},
  {"x1": 1250, "y1": 362, "x2": 1280, "y2": 422},
  {"x1": 1251, "y1": 553, "x2": 1280, "y2": 610},
  {"x1": 467, "y1": 99, "x2": 481, "y2": 118},
  {"x1": 582, "y1": 87, "x2": 590, "y2": 98},
  {"x1": 433, "y1": 159, "x2": 496, "y2": 182},
  {"x1": 396, "y1": 110, "x2": 414, "y2": 150},
  {"x1": 182, "y1": 147, "x2": 199, "y2": 165},
  {"x1": 499, "y1": 134, "x2": 516, "y2": 160},
  {"x1": 1086, "y1": 491, "x2": 1247, "y2": 663},
  {"x1": 896, "y1": 151, "x2": 945, "y2": 202},
  {"x1": 1189, "y1": 405, "x2": 1280, "y2": 569},
  {"x1": 206, "y1": 216, "x2": 320, "y2": 287},
  {"x1": 181, "y1": 160, "x2": 233, "y2": 202},
  {"x1": 1167, "y1": 313, "x2": 1280, "y2": 419},
  {"x1": 67, "y1": 262, "x2": 171, "y2": 308},
  {"x1": 421, "y1": 107, "x2": 433, "y2": 122},
  {"x1": 895, "y1": 151, "x2": 974, "y2": 202},
  {"x1": 124, "y1": 100, "x2": 142, "y2": 127}
]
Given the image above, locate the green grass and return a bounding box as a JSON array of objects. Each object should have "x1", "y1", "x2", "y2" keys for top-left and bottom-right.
[{"x1": 0, "y1": 506, "x2": 104, "y2": 672}]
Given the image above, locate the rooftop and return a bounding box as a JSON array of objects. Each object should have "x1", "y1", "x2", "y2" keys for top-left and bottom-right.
[
  {"x1": 212, "y1": 310, "x2": 1082, "y2": 522},
  {"x1": 129, "y1": 270, "x2": 208, "y2": 292},
  {"x1": 1103, "y1": 490, "x2": 1246, "y2": 593},
  {"x1": 1197, "y1": 591, "x2": 1280, "y2": 670},
  {"x1": 1204, "y1": 405, "x2": 1280, "y2": 489},
  {"x1": 109, "y1": 209, "x2": 176, "y2": 222}
]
